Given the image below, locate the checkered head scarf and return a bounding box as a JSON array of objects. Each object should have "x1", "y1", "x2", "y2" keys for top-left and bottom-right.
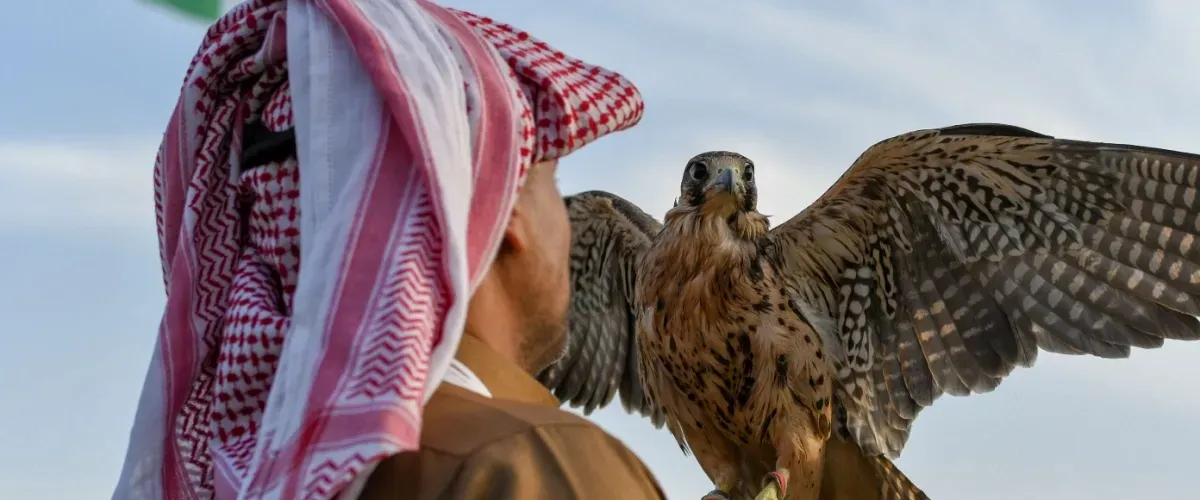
[{"x1": 112, "y1": 1, "x2": 643, "y2": 498}]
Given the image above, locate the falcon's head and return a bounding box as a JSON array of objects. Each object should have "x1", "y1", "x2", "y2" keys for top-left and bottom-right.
[{"x1": 677, "y1": 151, "x2": 758, "y2": 215}]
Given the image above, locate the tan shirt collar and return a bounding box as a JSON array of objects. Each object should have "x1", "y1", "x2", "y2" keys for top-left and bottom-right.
[{"x1": 453, "y1": 334, "x2": 560, "y2": 407}]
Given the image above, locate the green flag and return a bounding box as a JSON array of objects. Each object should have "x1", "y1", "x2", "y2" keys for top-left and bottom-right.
[{"x1": 146, "y1": 0, "x2": 223, "y2": 22}]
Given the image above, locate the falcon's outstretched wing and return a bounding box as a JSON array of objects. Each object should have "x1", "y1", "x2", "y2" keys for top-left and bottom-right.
[
  {"x1": 766, "y1": 123, "x2": 1200, "y2": 458},
  {"x1": 537, "y1": 190, "x2": 666, "y2": 426}
]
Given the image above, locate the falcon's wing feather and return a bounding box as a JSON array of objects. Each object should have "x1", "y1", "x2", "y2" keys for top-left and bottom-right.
[
  {"x1": 537, "y1": 190, "x2": 666, "y2": 426},
  {"x1": 767, "y1": 123, "x2": 1200, "y2": 457}
]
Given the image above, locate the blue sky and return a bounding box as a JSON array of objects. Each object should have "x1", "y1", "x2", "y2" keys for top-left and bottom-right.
[{"x1": 3, "y1": 0, "x2": 1200, "y2": 498}]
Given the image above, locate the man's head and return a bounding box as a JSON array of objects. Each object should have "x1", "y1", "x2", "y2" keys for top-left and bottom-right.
[
  {"x1": 467, "y1": 159, "x2": 571, "y2": 373},
  {"x1": 120, "y1": 4, "x2": 647, "y2": 496}
]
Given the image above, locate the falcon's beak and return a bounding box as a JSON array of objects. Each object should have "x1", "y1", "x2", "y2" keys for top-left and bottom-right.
[{"x1": 712, "y1": 167, "x2": 736, "y2": 193}]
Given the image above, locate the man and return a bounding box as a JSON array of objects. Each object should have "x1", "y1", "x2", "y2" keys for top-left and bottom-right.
[
  {"x1": 357, "y1": 158, "x2": 665, "y2": 499},
  {"x1": 112, "y1": 0, "x2": 664, "y2": 498}
]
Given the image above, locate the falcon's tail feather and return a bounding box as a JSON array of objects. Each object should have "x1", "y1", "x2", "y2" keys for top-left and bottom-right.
[
  {"x1": 867, "y1": 455, "x2": 928, "y2": 500},
  {"x1": 820, "y1": 435, "x2": 929, "y2": 500}
]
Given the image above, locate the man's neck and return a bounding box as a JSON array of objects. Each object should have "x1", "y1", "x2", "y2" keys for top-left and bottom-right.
[
  {"x1": 463, "y1": 275, "x2": 533, "y2": 373},
  {"x1": 462, "y1": 320, "x2": 530, "y2": 374}
]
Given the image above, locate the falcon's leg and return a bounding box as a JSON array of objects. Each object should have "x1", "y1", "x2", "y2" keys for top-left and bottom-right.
[
  {"x1": 687, "y1": 431, "x2": 741, "y2": 500},
  {"x1": 699, "y1": 466, "x2": 739, "y2": 500},
  {"x1": 756, "y1": 414, "x2": 829, "y2": 500}
]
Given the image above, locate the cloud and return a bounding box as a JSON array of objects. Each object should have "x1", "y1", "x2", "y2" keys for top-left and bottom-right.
[
  {"x1": 0, "y1": 137, "x2": 159, "y2": 231},
  {"x1": 602, "y1": 0, "x2": 1200, "y2": 146}
]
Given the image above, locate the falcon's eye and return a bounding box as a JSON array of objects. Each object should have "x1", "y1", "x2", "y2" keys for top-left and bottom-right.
[
  {"x1": 743, "y1": 163, "x2": 755, "y2": 182},
  {"x1": 688, "y1": 161, "x2": 709, "y2": 182}
]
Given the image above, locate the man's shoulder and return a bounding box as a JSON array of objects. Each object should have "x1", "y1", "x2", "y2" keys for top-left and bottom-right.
[
  {"x1": 362, "y1": 384, "x2": 667, "y2": 499},
  {"x1": 420, "y1": 383, "x2": 611, "y2": 457}
]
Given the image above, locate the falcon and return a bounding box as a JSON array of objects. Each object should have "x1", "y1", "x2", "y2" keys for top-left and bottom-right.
[{"x1": 538, "y1": 123, "x2": 1200, "y2": 500}]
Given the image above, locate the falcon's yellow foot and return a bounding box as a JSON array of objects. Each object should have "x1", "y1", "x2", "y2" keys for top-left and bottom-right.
[
  {"x1": 701, "y1": 489, "x2": 731, "y2": 500},
  {"x1": 753, "y1": 470, "x2": 788, "y2": 500}
]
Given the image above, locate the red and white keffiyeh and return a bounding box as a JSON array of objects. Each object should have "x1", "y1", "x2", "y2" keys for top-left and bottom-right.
[{"x1": 112, "y1": 1, "x2": 643, "y2": 498}]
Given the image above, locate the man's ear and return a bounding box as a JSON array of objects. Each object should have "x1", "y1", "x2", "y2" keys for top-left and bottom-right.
[
  {"x1": 500, "y1": 201, "x2": 531, "y2": 255},
  {"x1": 500, "y1": 160, "x2": 553, "y2": 256}
]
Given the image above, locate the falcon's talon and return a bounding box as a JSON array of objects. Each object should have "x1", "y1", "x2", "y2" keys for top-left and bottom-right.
[
  {"x1": 758, "y1": 470, "x2": 788, "y2": 499},
  {"x1": 701, "y1": 489, "x2": 732, "y2": 500}
]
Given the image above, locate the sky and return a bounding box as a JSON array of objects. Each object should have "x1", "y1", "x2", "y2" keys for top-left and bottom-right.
[{"x1": 2, "y1": 0, "x2": 1200, "y2": 498}]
